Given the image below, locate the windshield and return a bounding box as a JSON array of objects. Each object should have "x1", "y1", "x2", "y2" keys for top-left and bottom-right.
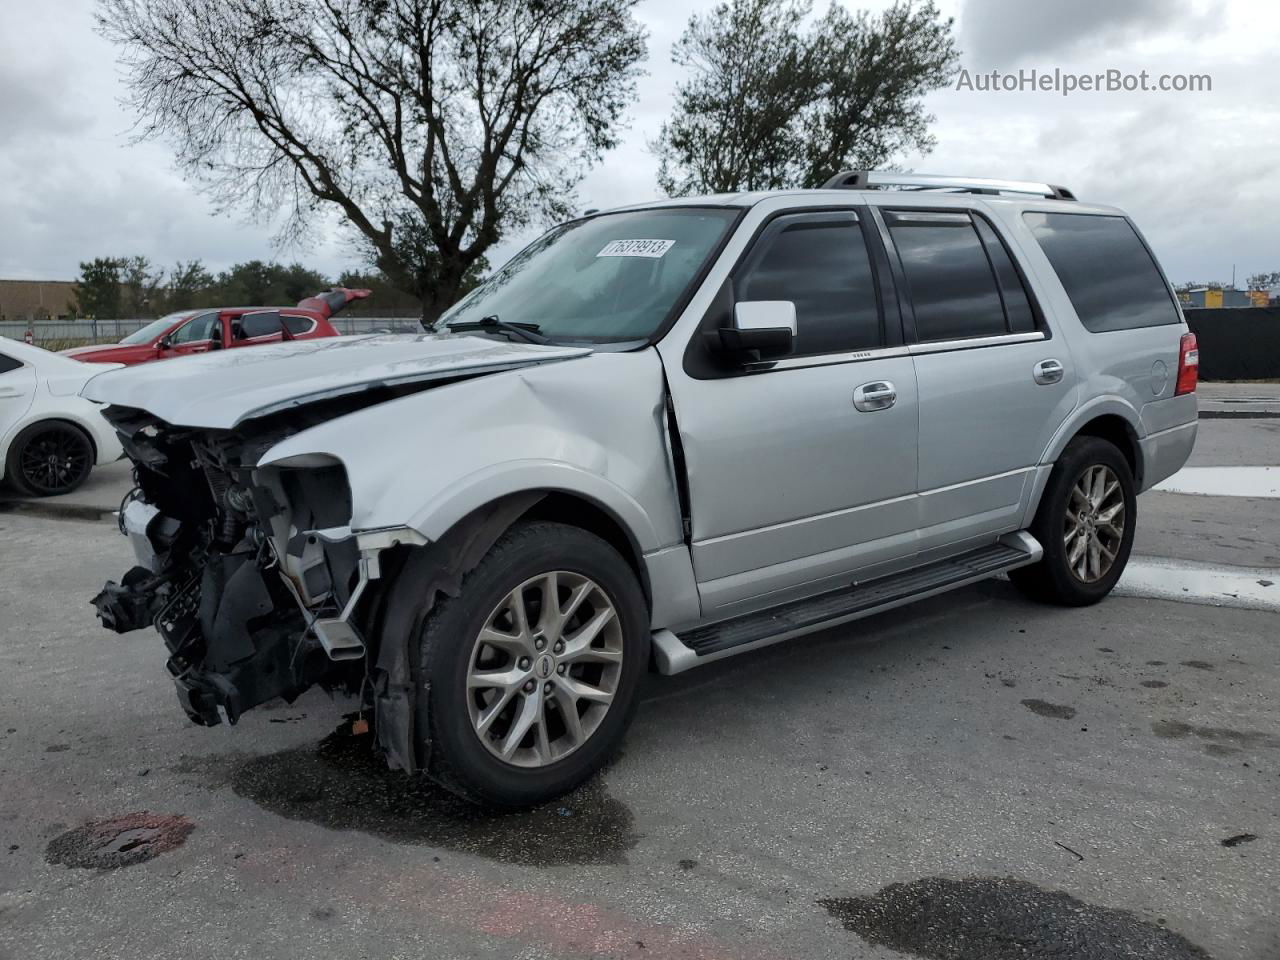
[
  {"x1": 120, "y1": 313, "x2": 190, "y2": 345},
  {"x1": 439, "y1": 207, "x2": 739, "y2": 341}
]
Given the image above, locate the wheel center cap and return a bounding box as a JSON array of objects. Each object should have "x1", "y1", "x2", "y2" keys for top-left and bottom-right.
[{"x1": 534, "y1": 654, "x2": 555, "y2": 679}]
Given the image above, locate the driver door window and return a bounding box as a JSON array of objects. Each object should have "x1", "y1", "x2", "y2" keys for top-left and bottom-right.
[
  {"x1": 734, "y1": 212, "x2": 883, "y2": 356},
  {"x1": 169, "y1": 312, "x2": 219, "y2": 346}
]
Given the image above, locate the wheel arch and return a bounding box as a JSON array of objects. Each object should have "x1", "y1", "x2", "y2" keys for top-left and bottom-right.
[
  {"x1": 1042, "y1": 400, "x2": 1144, "y2": 489},
  {"x1": 365, "y1": 487, "x2": 654, "y2": 776},
  {"x1": 1025, "y1": 402, "x2": 1144, "y2": 528},
  {"x1": 1069, "y1": 415, "x2": 1142, "y2": 488}
]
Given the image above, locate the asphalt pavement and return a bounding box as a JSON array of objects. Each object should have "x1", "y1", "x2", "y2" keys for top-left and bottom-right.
[{"x1": 0, "y1": 390, "x2": 1277, "y2": 960}]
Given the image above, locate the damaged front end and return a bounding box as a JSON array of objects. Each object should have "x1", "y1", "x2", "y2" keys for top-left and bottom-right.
[{"x1": 92, "y1": 404, "x2": 380, "y2": 729}]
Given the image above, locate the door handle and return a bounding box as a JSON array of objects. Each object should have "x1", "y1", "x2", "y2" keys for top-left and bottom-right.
[
  {"x1": 1033, "y1": 359, "x2": 1064, "y2": 385},
  {"x1": 853, "y1": 380, "x2": 896, "y2": 412}
]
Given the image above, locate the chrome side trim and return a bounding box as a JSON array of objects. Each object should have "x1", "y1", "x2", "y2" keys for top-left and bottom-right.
[
  {"x1": 694, "y1": 489, "x2": 915, "y2": 547},
  {"x1": 743, "y1": 344, "x2": 910, "y2": 373},
  {"x1": 693, "y1": 467, "x2": 1033, "y2": 549},
  {"x1": 919, "y1": 465, "x2": 1034, "y2": 497},
  {"x1": 908, "y1": 331, "x2": 1046, "y2": 355}
]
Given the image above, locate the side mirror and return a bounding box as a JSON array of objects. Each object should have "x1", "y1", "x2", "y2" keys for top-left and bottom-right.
[
  {"x1": 717, "y1": 301, "x2": 796, "y2": 362},
  {"x1": 157, "y1": 334, "x2": 172, "y2": 351}
]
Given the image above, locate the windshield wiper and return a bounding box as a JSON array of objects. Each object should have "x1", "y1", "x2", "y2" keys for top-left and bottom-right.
[{"x1": 444, "y1": 315, "x2": 548, "y2": 344}]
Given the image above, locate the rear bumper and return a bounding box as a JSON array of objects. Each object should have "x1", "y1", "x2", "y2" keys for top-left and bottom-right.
[
  {"x1": 1138, "y1": 393, "x2": 1197, "y2": 492},
  {"x1": 1138, "y1": 419, "x2": 1197, "y2": 492}
]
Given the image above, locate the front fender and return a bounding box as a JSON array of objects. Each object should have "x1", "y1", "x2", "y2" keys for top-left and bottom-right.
[{"x1": 257, "y1": 350, "x2": 683, "y2": 554}]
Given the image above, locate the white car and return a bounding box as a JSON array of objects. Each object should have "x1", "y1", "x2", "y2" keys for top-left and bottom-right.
[{"x1": 0, "y1": 337, "x2": 123, "y2": 497}]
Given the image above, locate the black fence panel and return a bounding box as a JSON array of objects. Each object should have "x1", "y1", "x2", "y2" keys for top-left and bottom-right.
[{"x1": 1184, "y1": 308, "x2": 1280, "y2": 381}]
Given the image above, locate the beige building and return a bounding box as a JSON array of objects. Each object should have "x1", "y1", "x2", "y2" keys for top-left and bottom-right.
[{"x1": 0, "y1": 279, "x2": 79, "y2": 322}]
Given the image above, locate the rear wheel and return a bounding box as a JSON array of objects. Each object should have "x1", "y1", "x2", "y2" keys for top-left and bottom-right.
[
  {"x1": 5, "y1": 421, "x2": 94, "y2": 497},
  {"x1": 414, "y1": 521, "x2": 649, "y2": 808},
  {"x1": 1010, "y1": 436, "x2": 1136, "y2": 606}
]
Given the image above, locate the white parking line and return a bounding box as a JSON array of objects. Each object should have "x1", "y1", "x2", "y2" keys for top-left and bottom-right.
[
  {"x1": 1116, "y1": 556, "x2": 1280, "y2": 612},
  {"x1": 1152, "y1": 466, "x2": 1280, "y2": 498}
]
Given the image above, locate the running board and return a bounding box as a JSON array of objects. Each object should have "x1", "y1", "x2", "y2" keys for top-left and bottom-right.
[{"x1": 651, "y1": 532, "x2": 1042, "y2": 675}]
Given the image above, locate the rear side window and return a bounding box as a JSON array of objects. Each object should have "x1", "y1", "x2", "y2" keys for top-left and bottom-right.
[
  {"x1": 238, "y1": 311, "x2": 282, "y2": 339},
  {"x1": 283, "y1": 315, "x2": 314, "y2": 336},
  {"x1": 885, "y1": 211, "x2": 1007, "y2": 342},
  {"x1": 0, "y1": 353, "x2": 22, "y2": 375},
  {"x1": 736, "y1": 213, "x2": 881, "y2": 355},
  {"x1": 1023, "y1": 212, "x2": 1180, "y2": 332}
]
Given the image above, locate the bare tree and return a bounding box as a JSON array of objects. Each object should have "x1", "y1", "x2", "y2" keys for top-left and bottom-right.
[
  {"x1": 655, "y1": 0, "x2": 959, "y2": 195},
  {"x1": 100, "y1": 0, "x2": 648, "y2": 323}
]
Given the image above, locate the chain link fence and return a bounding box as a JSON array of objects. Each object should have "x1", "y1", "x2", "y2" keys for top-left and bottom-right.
[{"x1": 0, "y1": 316, "x2": 425, "y2": 349}]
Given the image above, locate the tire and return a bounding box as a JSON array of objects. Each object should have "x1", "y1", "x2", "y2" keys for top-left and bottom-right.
[
  {"x1": 5, "y1": 421, "x2": 95, "y2": 497},
  {"x1": 413, "y1": 521, "x2": 649, "y2": 808},
  {"x1": 1010, "y1": 436, "x2": 1136, "y2": 607}
]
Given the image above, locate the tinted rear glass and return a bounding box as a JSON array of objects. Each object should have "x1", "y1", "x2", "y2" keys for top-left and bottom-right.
[
  {"x1": 239, "y1": 312, "x2": 282, "y2": 338},
  {"x1": 0, "y1": 353, "x2": 22, "y2": 375},
  {"x1": 887, "y1": 212, "x2": 1006, "y2": 341},
  {"x1": 1023, "y1": 212, "x2": 1180, "y2": 332}
]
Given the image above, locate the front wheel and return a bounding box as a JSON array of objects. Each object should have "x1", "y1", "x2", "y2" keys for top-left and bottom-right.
[
  {"x1": 1010, "y1": 436, "x2": 1137, "y2": 606},
  {"x1": 414, "y1": 521, "x2": 649, "y2": 808}
]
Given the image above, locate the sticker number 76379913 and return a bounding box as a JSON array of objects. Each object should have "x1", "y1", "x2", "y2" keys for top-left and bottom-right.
[{"x1": 596, "y1": 239, "x2": 676, "y2": 258}]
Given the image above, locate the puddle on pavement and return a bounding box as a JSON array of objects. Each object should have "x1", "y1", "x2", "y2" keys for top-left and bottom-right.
[
  {"x1": 820, "y1": 877, "x2": 1210, "y2": 960},
  {"x1": 1116, "y1": 557, "x2": 1280, "y2": 612},
  {"x1": 1151, "y1": 720, "x2": 1280, "y2": 752},
  {"x1": 1153, "y1": 466, "x2": 1279, "y2": 498},
  {"x1": 45, "y1": 812, "x2": 194, "y2": 870},
  {"x1": 227, "y1": 726, "x2": 636, "y2": 866},
  {"x1": 1020, "y1": 699, "x2": 1076, "y2": 720}
]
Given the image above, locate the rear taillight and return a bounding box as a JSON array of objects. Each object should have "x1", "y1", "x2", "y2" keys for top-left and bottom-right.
[{"x1": 1175, "y1": 332, "x2": 1199, "y2": 395}]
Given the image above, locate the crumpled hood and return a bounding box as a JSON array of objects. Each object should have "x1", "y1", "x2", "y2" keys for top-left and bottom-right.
[{"x1": 80, "y1": 333, "x2": 593, "y2": 429}]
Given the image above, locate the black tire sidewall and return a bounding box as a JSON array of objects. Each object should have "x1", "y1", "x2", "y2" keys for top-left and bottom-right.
[
  {"x1": 6, "y1": 421, "x2": 94, "y2": 497},
  {"x1": 417, "y1": 521, "x2": 649, "y2": 808},
  {"x1": 1031, "y1": 437, "x2": 1137, "y2": 605}
]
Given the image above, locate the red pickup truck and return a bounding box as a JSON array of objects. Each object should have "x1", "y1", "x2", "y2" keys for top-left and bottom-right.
[{"x1": 62, "y1": 288, "x2": 371, "y2": 366}]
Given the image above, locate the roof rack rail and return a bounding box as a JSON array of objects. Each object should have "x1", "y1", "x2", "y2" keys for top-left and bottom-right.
[{"x1": 821, "y1": 170, "x2": 1077, "y2": 201}]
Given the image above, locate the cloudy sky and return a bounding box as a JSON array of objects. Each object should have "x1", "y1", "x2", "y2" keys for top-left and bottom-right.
[{"x1": 1, "y1": 0, "x2": 1275, "y2": 287}]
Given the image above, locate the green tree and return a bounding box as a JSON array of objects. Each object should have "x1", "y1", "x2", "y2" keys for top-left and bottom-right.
[
  {"x1": 119, "y1": 255, "x2": 165, "y2": 317},
  {"x1": 655, "y1": 0, "x2": 959, "y2": 195},
  {"x1": 74, "y1": 258, "x2": 123, "y2": 319},
  {"x1": 100, "y1": 0, "x2": 648, "y2": 323},
  {"x1": 1246, "y1": 271, "x2": 1280, "y2": 291},
  {"x1": 166, "y1": 259, "x2": 216, "y2": 310}
]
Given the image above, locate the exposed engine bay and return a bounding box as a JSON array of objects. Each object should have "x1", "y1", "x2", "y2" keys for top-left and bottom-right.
[{"x1": 92, "y1": 401, "x2": 368, "y2": 729}]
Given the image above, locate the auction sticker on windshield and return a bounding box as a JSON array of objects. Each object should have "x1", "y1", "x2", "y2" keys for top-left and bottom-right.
[{"x1": 597, "y1": 239, "x2": 675, "y2": 258}]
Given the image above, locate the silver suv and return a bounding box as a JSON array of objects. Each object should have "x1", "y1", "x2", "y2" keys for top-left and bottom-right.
[{"x1": 87, "y1": 172, "x2": 1198, "y2": 807}]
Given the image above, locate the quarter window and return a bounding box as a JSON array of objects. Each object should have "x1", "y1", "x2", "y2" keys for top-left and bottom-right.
[
  {"x1": 1023, "y1": 212, "x2": 1180, "y2": 332},
  {"x1": 283, "y1": 315, "x2": 314, "y2": 336},
  {"x1": 735, "y1": 214, "x2": 881, "y2": 355},
  {"x1": 0, "y1": 352, "x2": 22, "y2": 375},
  {"x1": 886, "y1": 211, "x2": 1007, "y2": 342}
]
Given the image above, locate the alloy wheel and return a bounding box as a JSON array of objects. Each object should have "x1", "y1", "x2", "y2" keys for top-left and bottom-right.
[
  {"x1": 18, "y1": 426, "x2": 91, "y2": 495},
  {"x1": 1064, "y1": 463, "x2": 1125, "y2": 583},
  {"x1": 466, "y1": 571, "x2": 623, "y2": 768}
]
